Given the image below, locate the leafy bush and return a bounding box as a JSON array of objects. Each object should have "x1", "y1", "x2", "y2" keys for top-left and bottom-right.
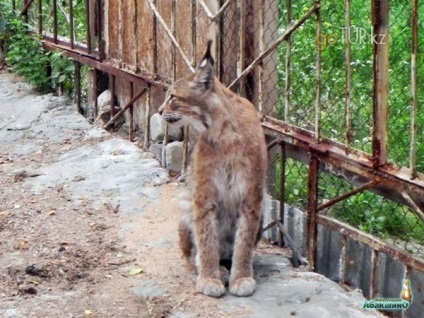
[{"x1": 1, "y1": 4, "x2": 74, "y2": 94}]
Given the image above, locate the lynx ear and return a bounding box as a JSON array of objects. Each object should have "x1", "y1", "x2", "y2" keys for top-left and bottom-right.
[{"x1": 193, "y1": 40, "x2": 215, "y2": 91}]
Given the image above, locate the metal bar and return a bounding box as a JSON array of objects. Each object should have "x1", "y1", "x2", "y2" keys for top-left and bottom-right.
[
  {"x1": 103, "y1": 88, "x2": 147, "y2": 129},
  {"x1": 96, "y1": 0, "x2": 102, "y2": 56},
  {"x1": 258, "y1": 0, "x2": 265, "y2": 116},
  {"x1": 370, "y1": 250, "x2": 379, "y2": 299},
  {"x1": 371, "y1": 0, "x2": 389, "y2": 168},
  {"x1": 152, "y1": 0, "x2": 158, "y2": 76},
  {"x1": 261, "y1": 117, "x2": 424, "y2": 196},
  {"x1": 181, "y1": 126, "x2": 189, "y2": 180},
  {"x1": 237, "y1": 0, "x2": 246, "y2": 96},
  {"x1": 307, "y1": 154, "x2": 319, "y2": 270},
  {"x1": 85, "y1": 0, "x2": 91, "y2": 53},
  {"x1": 410, "y1": 0, "x2": 418, "y2": 179},
  {"x1": 262, "y1": 219, "x2": 277, "y2": 233},
  {"x1": 69, "y1": 0, "x2": 74, "y2": 49},
  {"x1": 339, "y1": 235, "x2": 347, "y2": 284},
  {"x1": 191, "y1": 0, "x2": 197, "y2": 63},
  {"x1": 20, "y1": 0, "x2": 35, "y2": 16},
  {"x1": 213, "y1": 0, "x2": 236, "y2": 21},
  {"x1": 162, "y1": 123, "x2": 169, "y2": 167},
  {"x1": 317, "y1": 179, "x2": 380, "y2": 212},
  {"x1": 279, "y1": 143, "x2": 287, "y2": 246},
  {"x1": 143, "y1": 86, "x2": 151, "y2": 148},
  {"x1": 110, "y1": 75, "x2": 116, "y2": 125},
  {"x1": 93, "y1": 69, "x2": 98, "y2": 120},
  {"x1": 38, "y1": 0, "x2": 42, "y2": 34},
  {"x1": 228, "y1": 3, "x2": 320, "y2": 89},
  {"x1": 276, "y1": 221, "x2": 308, "y2": 266},
  {"x1": 317, "y1": 214, "x2": 424, "y2": 272},
  {"x1": 74, "y1": 61, "x2": 82, "y2": 113},
  {"x1": 172, "y1": 0, "x2": 177, "y2": 81},
  {"x1": 197, "y1": 0, "x2": 214, "y2": 19},
  {"x1": 42, "y1": 35, "x2": 97, "y2": 56},
  {"x1": 344, "y1": 0, "x2": 352, "y2": 149},
  {"x1": 284, "y1": 0, "x2": 292, "y2": 121},
  {"x1": 314, "y1": 0, "x2": 321, "y2": 141},
  {"x1": 129, "y1": 82, "x2": 134, "y2": 141},
  {"x1": 42, "y1": 40, "x2": 168, "y2": 89},
  {"x1": 401, "y1": 192, "x2": 424, "y2": 223},
  {"x1": 146, "y1": 0, "x2": 195, "y2": 73},
  {"x1": 53, "y1": 0, "x2": 58, "y2": 43}
]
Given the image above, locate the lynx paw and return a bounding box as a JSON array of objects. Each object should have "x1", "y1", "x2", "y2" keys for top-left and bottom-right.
[
  {"x1": 229, "y1": 277, "x2": 256, "y2": 297},
  {"x1": 196, "y1": 278, "x2": 226, "y2": 298}
]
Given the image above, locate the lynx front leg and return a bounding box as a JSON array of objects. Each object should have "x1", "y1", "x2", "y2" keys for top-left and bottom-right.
[
  {"x1": 229, "y1": 200, "x2": 262, "y2": 297},
  {"x1": 193, "y1": 199, "x2": 225, "y2": 298}
]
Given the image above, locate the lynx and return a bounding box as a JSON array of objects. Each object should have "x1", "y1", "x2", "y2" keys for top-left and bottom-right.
[{"x1": 159, "y1": 41, "x2": 267, "y2": 297}]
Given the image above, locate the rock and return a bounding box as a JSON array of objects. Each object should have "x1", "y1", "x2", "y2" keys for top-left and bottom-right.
[
  {"x1": 98, "y1": 89, "x2": 112, "y2": 110},
  {"x1": 96, "y1": 90, "x2": 123, "y2": 130},
  {"x1": 165, "y1": 141, "x2": 183, "y2": 172},
  {"x1": 150, "y1": 113, "x2": 182, "y2": 142},
  {"x1": 148, "y1": 142, "x2": 163, "y2": 160},
  {"x1": 46, "y1": 95, "x2": 71, "y2": 110}
]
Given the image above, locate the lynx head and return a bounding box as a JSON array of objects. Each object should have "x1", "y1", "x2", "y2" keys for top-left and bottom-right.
[{"x1": 159, "y1": 40, "x2": 215, "y2": 131}]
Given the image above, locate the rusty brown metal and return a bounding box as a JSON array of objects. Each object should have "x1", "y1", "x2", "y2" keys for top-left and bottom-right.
[
  {"x1": 284, "y1": 0, "x2": 292, "y2": 122},
  {"x1": 129, "y1": 82, "x2": 134, "y2": 141},
  {"x1": 370, "y1": 250, "x2": 379, "y2": 299},
  {"x1": 93, "y1": 69, "x2": 98, "y2": 119},
  {"x1": 314, "y1": 0, "x2": 321, "y2": 142},
  {"x1": 69, "y1": 0, "x2": 74, "y2": 49},
  {"x1": 344, "y1": 0, "x2": 352, "y2": 150},
  {"x1": 317, "y1": 214, "x2": 424, "y2": 272},
  {"x1": 147, "y1": 0, "x2": 195, "y2": 73},
  {"x1": 53, "y1": 0, "x2": 58, "y2": 42},
  {"x1": 317, "y1": 179, "x2": 380, "y2": 213},
  {"x1": 279, "y1": 143, "x2": 286, "y2": 246},
  {"x1": 85, "y1": 0, "x2": 91, "y2": 53},
  {"x1": 307, "y1": 154, "x2": 319, "y2": 270},
  {"x1": 20, "y1": 0, "x2": 35, "y2": 17},
  {"x1": 229, "y1": 3, "x2": 320, "y2": 89},
  {"x1": 410, "y1": 0, "x2": 418, "y2": 179},
  {"x1": 111, "y1": 75, "x2": 116, "y2": 121},
  {"x1": 103, "y1": 88, "x2": 148, "y2": 129},
  {"x1": 143, "y1": 86, "x2": 151, "y2": 148},
  {"x1": 371, "y1": 0, "x2": 389, "y2": 168},
  {"x1": 96, "y1": 0, "x2": 103, "y2": 59},
  {"x1": 42, "y1": 41, "x2": 168, "y2": 89},
  {"x1": 74, "y1": 61, "x2": 82, "y2": 113},
  {"x1": 262, "y1": 117, "x2": 424, "y2": 198},
  {"x1": 37, "y1": 0, "x2": 42, "y2": 34}
]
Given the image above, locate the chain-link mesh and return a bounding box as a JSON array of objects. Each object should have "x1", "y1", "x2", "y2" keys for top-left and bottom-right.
[{"x1": 319, "y1": 170, "x2": 424, "y2": 258}]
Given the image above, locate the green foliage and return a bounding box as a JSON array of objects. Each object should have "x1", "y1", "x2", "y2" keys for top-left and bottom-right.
[
  {"x1": 6, "y1": 18, "x2": 51, "y2": 92},
  {"x1": 1, "y1": 6, "x2": 74, "y2": 94},
  {"x1": 275, "y1": 0, "x2": 424, "y2": 250}
]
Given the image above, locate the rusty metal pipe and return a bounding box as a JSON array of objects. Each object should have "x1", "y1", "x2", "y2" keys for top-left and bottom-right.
[{"x1": 317, "y1": 179, "x2": 380, "y2": 212}]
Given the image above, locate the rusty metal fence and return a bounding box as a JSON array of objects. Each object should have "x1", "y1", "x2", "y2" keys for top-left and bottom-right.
[{"x1": 8, "y1": 0, "x2": 424, "y2": 313}]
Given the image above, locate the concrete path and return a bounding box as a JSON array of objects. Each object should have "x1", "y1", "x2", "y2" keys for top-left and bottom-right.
[{"x1": 0, "y1": 72, "x2": 384, "y2": 317}]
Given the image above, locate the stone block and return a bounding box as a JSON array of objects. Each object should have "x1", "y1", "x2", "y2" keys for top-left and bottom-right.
[
  {"x1": 165, "y1": 141, "x2": 183, "y2": 172},
  {"x1": 150, "y1": 113, "x2": 182, "y2": 142}
]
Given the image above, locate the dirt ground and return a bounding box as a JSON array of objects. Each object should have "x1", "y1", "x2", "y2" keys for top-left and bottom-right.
[
  {"x1": 0, "y1": 72, "x2": 284, "y2": 318},
  {"x1": 0, "y1": 72, "x2": 385, "y2": 318}
]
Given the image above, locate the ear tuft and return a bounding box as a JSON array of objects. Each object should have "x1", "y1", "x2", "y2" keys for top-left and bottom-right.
[{"x1": 193, "y1": 40, "x2": 215, "y2": 91}]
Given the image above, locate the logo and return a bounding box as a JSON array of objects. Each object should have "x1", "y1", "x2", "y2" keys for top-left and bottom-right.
[
  {"x1": 316, "y1": 26, "x2": 387, "y2": 51},
  {"x1": 363, "y1": 279, "x2": 413, "y2": 311}
]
